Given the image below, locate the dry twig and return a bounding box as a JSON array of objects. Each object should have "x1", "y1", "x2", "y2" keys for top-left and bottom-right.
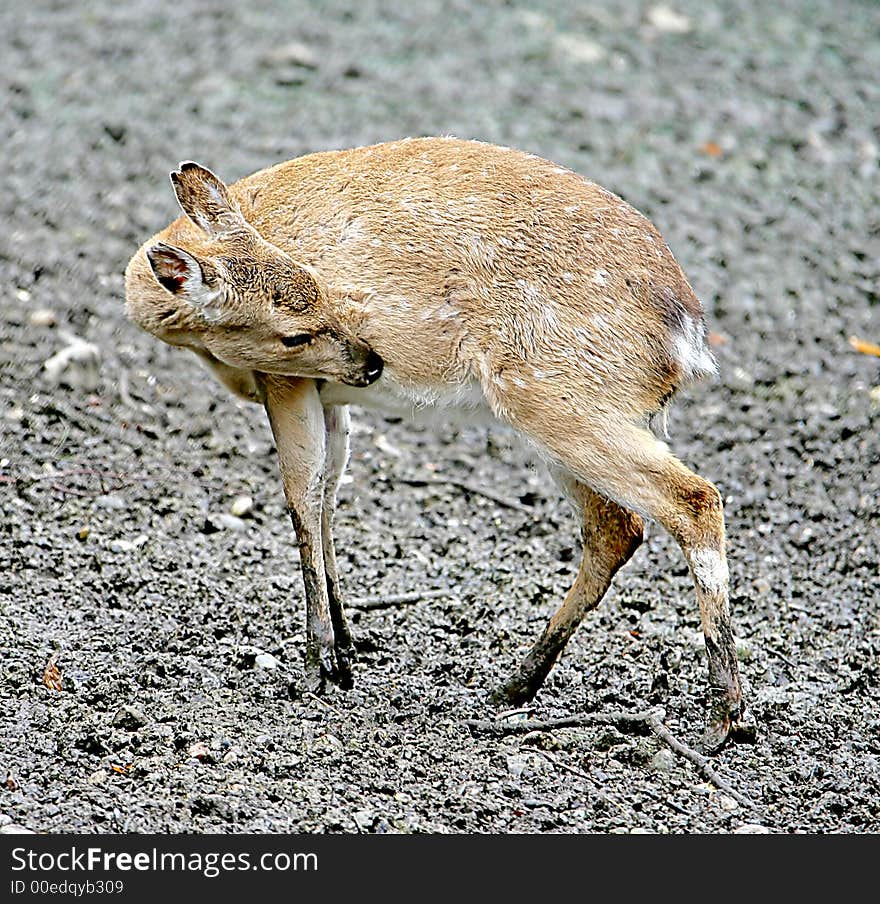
[
  {"x1": 397, "y1": 476, "x2": 536, "y2": 515},
  {"x1": 349, "y1": 588, "x2": 459, "y2": 610},
  {"x1": 466, "y1": 707, "x2": 757, "y2": 811}
]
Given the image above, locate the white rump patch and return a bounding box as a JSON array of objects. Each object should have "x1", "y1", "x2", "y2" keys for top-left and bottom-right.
[
  {"x1": 689, "y1": 548, "x2": 729, "y2": 597},
  {"x1": 672, "y1": 314, "x2": 718, "y2": 379}
]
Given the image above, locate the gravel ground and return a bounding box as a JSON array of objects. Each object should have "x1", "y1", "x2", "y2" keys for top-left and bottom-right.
[{"x1": 1, "y1": 0, "x2": 878, "y2": 834}]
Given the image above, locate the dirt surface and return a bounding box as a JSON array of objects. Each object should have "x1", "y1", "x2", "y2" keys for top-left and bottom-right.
[{"x1": 1, "y1": 0, "x2": 878, "y2": 834}]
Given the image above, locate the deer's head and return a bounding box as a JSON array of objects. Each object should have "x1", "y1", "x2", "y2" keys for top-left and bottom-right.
[{"x1": 126, "y1": 162, "x2": 382, "y2": 387}]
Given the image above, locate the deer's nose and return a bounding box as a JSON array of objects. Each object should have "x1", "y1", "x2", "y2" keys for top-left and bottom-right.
[{"x1": 363, "y1": 350, "x2": 384, "y2": 384}]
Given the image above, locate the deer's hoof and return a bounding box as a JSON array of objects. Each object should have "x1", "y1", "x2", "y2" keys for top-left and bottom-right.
[
  {"x1": 490, "y1": 675, "x2": 538, "y2": 708},
  {"x1": 703, "y1": 699, "x2": 755, "y2": 753},
  {"x1": 332, "y1": 646, "x2": 356, "y2": 690}
]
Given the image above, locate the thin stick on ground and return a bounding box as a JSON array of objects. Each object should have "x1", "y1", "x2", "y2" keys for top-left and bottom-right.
[
  {"x1": 349, "y1": 588, "x2": 458, "y2": 610},
  {"x1": 397, "y1": 476, "x2": 536, "y2": 516},
  {"x1": 533, "y1": 747, "x2": 692, "y2": 818},
  {"x1": 530, "y1": 748, "x2": 627, "y2": 815},
  {"x1": 643, "y1": 711, "x2": 754, "y2": 811},
  {"x1": 466, "y1": 707, "x2": 757, "y2": 812},
  {"x1": 465, "y1": 709, "x2": 658, "y2": 735}
]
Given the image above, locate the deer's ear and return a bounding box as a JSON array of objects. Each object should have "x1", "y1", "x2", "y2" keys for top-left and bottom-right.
[
  {"x1": 147, "y1": 242, "x2": 209, "y2": 296},
  {"x1": 170, "y1": 161, "x2": 245, "y2": 235}
]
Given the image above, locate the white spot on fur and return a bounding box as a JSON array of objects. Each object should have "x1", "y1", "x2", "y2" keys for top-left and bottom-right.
[
  {"x1": 339, "y1": 217, "x2": 367, "y2": 243},
  {"x1": 672, "y1": 315, "x2": 718, "y2": 379},
  {"x1": 690, "y1": 548, "x2": 729, "y2": 596},
  {"x1": 467, "y1": 234, "x2": 496, "y2": 267},
  {"x1": 436, "y1": 301, "x2": 458, "y2": 320},
  {"x1": 562, "y1": 271, "x2": 574, "y2": 283},
  {"x1": 592, "y1": 269, "x2": 609, "y2": 286},
  {"x1": 539, "y1": 305, "x2": 560, "y2": 329},
  {"x1": 516, "y1": 279, "x2": 542, "y2": 303}
]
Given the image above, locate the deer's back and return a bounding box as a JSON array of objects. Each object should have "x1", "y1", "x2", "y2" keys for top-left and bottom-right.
[{"x1": 233, "y1": 138, "x2": 712, "y2": 416}]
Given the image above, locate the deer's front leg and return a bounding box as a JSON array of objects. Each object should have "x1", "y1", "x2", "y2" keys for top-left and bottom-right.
[
  {"x1": 321, "y1": 405, "x2": 356, "y2": 688},
  {"x1": 261, "y1": 375, "x2": 337, "y2": 693}
]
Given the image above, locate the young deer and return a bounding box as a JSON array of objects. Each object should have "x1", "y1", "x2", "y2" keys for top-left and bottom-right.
[{"x1": 125, "y1": 138, "x2": 747, "y2": 749}]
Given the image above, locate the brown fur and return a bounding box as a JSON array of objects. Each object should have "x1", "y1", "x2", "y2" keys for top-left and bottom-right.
[{"x1": 125, "y1": 138, "x2": 745, "y2": 748}]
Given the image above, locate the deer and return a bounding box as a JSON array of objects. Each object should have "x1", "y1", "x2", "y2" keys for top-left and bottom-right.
[{"x1": 124, "y1": 137, "x2": 749, "y2": 750}]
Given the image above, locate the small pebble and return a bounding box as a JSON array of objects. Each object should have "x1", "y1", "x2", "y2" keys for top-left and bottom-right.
[
  {"x1": 647, "y1": 5, "x2": 692, "y2": 34},
  {"x1": 254, "y1": 652, "x2": 280, "y2": 670},
  {"x1": 312, "y1": 734, "x2": 344, "y2": 754},
  {"x1": 353, "y1": 810, "x2": 374, "y2": 831},
  {"x1": 112, "y1": 705, "x2": 147, "y2": 731},
  {"x1": 109, "y1": 535, "x2": 148, "y2": 553},
  {"x1": 716, "y1": 794, "x2": 740, "y2": 812},
  {"x1": 0, "y1": 822, "x2": 35, "y2": 835},
  {"x1": 648, "y1": 748, "x2": 676, "y2": 773},
  {"x1": 732, "y1": 823, "x2": 771, "y2": 834},
  {"x1": 554, "y1": 33, "x2": 605, "y2": 64},
  {"x1": 520, "y1": 731, "x2": 559, "y2": 751},
  {"x1": 506, "y1": 754, "x2": 529, "y2": 779},
  {"x1": 188, "y1": 742, "x2": 213, "y2": 763},
  {"x1": 729, "y1": 367, "x2": 755, "y2": 389},
  {"x1": 203, "y1": 513, "x2": 247, "y2": 534},
  {"x1": 94, "y1": 494, "x2": 126, "y2": 511},
  {"x1": 43, "y1": 333, "x2": 100, "y2": 390},
  {"x1": 261, "y1": 41, "x2": 320, "y2": 70},
  {"x1": 29, "y1": 308, "x2": 57, "y2": 327},
  {"x1": 230, "y1": 495, "x2": 254, "y2": 517}
]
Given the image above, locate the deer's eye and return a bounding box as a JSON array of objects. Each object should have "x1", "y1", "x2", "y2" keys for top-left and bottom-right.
[{"x1": 281, "y1": 333, "x2": 312, "y2": 348}]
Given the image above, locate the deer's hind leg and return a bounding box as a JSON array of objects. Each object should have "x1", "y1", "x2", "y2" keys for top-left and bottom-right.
[
  {"x1": 494, "y1": 473, "x2": 644, "y2": 706},
  {"x1": 501, "y1": 384, "x2": 745, "y2": 749},
  {"x1": 550, "y1": 421, "x2": 743, "y2": 749}
]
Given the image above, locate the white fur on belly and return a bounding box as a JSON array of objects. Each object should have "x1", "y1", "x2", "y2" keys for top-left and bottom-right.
[{"x1": 320, "y1": 372, "x2": 494, "y2": 425}]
